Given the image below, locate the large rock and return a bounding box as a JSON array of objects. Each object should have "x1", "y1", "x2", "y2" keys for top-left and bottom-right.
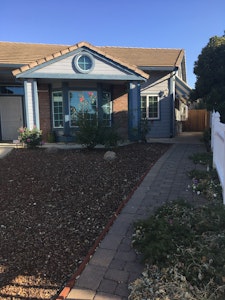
[{"x1": 103, "y1": 151, "x2": 117, "y2": 161}]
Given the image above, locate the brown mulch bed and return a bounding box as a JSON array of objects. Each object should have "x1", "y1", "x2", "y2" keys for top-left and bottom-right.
[{"x1": 0, "y1": 142, "x2": 170, "y2": 300}]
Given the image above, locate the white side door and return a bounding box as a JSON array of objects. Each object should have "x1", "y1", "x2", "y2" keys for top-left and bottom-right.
[{"x1": 0, "y1": 96, "x2": 23, "y2": 140}]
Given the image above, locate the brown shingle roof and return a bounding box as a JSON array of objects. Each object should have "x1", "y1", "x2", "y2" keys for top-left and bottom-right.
[
  {"x1": 0, "y1": 41, "x2": 184, "y2": 78},
  {"x1": 0, "y1": 41, "x2": 67, "y2": 65},
  {"x1": 11, "y1": 41, "x2": 149, "y2": 79},
  {"x1": 99, "y1": 46, "x2": 184, "y2": 68}
]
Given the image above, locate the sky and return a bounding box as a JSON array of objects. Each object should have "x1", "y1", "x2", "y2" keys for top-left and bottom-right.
[{"x1": 1, "y1": 0, "x2": 224, "y2": 88}]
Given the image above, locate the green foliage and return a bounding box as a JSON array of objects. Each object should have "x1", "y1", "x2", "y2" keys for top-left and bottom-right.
[
  {"x1": 76, "y1": 112, "x2": 100, "y2": 149},
  {"x1": 191, "y1": 33, "x2": 225, "y2": 122},
  {"x1": 132, "y1": 200, "x2": 225, "y2": 299},
  {"x1": 132, "y1": 200, "x2": 195, "y2": 264},
  {"x1": 102, "y1": 126, "x2": 121, "y2": 148},
  {"x1": 140, "y1": 118, "x2": 150, "y2": 142},
  {"x1": 189, "y1": 151, "x2": 212, "y2": 166},
  {"x1": 202, "y1": 128, "x2": 211, "y2": 150},
  {"x1": 188, "y1": 152, "x2": 222, "y2": 201},
  {"x1": 46, "y1": 132, "x2": 56, "y2": 143},
  {"x1": 18, "y1": 126, "x2": 42, "y2": 148},
  {"x1": 76, "y1": 112, "x2": 120, "y2": 149}
]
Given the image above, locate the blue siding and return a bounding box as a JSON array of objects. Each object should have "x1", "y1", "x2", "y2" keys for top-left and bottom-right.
[
  {"x1": 141, "y1": 71, "x2": 174, "y2": 139},
  {"x1": 147, "y1": 95, "x2": 173, "y2": 138}
]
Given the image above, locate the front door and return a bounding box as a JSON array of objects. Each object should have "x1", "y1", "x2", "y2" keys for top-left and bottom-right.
[{"x1": 0, "y1": 96, "x2": 23, "y2": 140}]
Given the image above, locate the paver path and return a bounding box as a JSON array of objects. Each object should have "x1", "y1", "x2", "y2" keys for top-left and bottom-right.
[{"x1": 65, "y1": 139, "x2": 207, "y2": 300}]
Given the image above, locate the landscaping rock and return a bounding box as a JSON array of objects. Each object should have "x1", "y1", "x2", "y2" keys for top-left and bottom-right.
[{"x1": 103, "y1": 150, "x2": 117, "y2": 161}]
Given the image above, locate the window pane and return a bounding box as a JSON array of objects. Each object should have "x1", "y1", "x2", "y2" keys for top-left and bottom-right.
[
  {"x1": 102, "y1": 91, "x2": 112, "y2": 126},
  {"x1": 78, "y1": 56, "x2": 92, "y2": 71},
  {"x1": 141, "y1": 96, "x2": 147, "y2": 119},
  {"x1": 52, "y1": 91, "x2": 63, "y2": 128},
  {"x1": 148, "y1": 96, "x2": 158, "y2": 119},
  {"x1": 69, "y1": 91, "x2": 97, "y2": 127}
]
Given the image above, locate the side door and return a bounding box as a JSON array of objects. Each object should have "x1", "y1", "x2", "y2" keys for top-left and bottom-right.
[{"x1": 0, "y1": 96, "x2": 23, "y2": 140}]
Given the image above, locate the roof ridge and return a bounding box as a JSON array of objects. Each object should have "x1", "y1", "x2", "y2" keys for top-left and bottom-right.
[{"x1": 98, "y1": 45, "x2": 183, "y2": 50}]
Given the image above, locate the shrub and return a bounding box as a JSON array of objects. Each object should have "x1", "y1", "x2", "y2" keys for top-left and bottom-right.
[
  {"x1": 18, "y1": 126, "x2": 42, "y2": 148},
  {"x1": 76, "y1": 112, "x2": 120, "y2": 149},
  {"x1": 76, "y1": 112, "x2": 102, "y2": 149}
]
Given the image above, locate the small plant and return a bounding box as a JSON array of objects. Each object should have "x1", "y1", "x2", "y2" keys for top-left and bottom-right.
[
  {"x1": 76, "y1": 112, "x2": 102, "y2": 149},
  {"x1": 46, "y1": 132, "x2": 56, "y2": 143},
  {"x1": 140, "y1": 118, "x2": 150, "y2": 142},
  {"x1": 202, "y1": 128, "x2": 211, "y2": 151},
  {"x1": 76, "y1": 112, "x2": 120, "y2": 149},
  {"x1": 188, "y1": 152, "x2": 222, "y2": 201},
  {"x1": 18, "y1": 126, "x2": 42, "y2": 148},
  {"x1": 101, "y1": 126, "x2": 121, "y2": 148},
  {"x1": 189, "y1": 152, "x2": 213, "y2": 167}
]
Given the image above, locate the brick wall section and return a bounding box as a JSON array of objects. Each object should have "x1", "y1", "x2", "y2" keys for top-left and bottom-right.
[
  {"x1": 112, "y1": 85, "x2": 128, "y2": 139},
  {"x1": 38, "y1": 84, "x2": 51, "y2": 140}
]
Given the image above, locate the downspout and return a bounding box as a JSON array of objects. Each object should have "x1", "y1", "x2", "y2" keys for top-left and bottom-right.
[
  {"x1": 169, "y1": 68, "x2": 178, "y2": 137},
  {"x1": 128, "y1": 82, "x2": 140, "y2": 141},
  {"x1": 24, "y1": 80, "x2": 31, "y2": 128}
]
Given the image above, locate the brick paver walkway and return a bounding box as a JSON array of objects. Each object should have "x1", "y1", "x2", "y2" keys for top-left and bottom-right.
[{"x1": 63, "y1": 137, "x2": 206, "y2": 300}]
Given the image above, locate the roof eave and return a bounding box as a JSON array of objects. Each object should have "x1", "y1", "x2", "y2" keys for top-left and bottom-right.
[{"x1": 140, "y1": 66, "x2": 176, "y2": 71}]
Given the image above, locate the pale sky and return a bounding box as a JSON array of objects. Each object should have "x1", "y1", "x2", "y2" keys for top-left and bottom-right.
[{"x1": 1, "y1": 0, "x2": 224, "y2": 88}]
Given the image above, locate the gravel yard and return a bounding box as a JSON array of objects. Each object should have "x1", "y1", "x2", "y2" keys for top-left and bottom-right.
[{"x1": 0, "y1": 142, "x2": 170, "y2": 299}]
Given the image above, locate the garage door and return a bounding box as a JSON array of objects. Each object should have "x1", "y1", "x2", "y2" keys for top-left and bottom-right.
[{"x1": 0, "y1": 96, "x2": 23, "y2": 140}]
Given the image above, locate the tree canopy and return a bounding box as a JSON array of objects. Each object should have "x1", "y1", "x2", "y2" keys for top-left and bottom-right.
[{"x1": 191, "y1": 32, "x2": 225, "y2": 122}]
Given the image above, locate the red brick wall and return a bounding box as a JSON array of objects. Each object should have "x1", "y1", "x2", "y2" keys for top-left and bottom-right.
[
  {"x1": 112, "y1": 85, "x2": 128, "y2": 139},
  {"x1": 38, "y1": 84, "x2": 51, "y2": 140}
]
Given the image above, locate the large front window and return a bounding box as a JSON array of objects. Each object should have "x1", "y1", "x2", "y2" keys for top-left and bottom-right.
[
  {"x1": 69, "y1": 91, "x2": 97, "y2": 127},
  {"x1": 52, "y1": 91, "x2": 63, "y2": 128},
  {"x1": 141, "y1": 95, "x2": 159, "y2": 120}
]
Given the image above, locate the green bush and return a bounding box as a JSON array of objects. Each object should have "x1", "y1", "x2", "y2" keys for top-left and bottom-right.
[
  {"x1": 76, "y1": 112, "x2": 120, "y2": 149},
  {"x1": 46, "y1": 132, "x2": 56, "y2": 143},
  {"x1": 18, "y1": 126, "x2": 42, "y2": 148},
  {"x1": 76, "y1": 112, "x2": 101, "y2": 149}
]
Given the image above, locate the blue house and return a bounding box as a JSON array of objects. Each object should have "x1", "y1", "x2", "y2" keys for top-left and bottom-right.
[{"x1": 0, "y1": 41, "x2": 191, "y2": 142}]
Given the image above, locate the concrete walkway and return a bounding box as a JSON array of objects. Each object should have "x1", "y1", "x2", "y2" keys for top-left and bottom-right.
[{"x1": 58, "y1": 132, "x2": 207, "y2": 300}]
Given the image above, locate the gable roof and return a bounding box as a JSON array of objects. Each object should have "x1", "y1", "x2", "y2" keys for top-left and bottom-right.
[
  {"x1": 10, "y1": 41, "x2": 149, "y2": 79},
  {"x1": 0, "y1": 41, "x2": 186, "y2": 80}
]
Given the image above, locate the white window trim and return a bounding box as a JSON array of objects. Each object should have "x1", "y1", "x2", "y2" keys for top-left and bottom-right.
[
  {"x1": 74, "y1": 52, "x2": 95, "y2": 74},
  {"x1": 52, "y1": 91, "x2": 64, "y2": 128},
  {"x1": 141, "y1": 94, "x2": 160, "y2": 120}
]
